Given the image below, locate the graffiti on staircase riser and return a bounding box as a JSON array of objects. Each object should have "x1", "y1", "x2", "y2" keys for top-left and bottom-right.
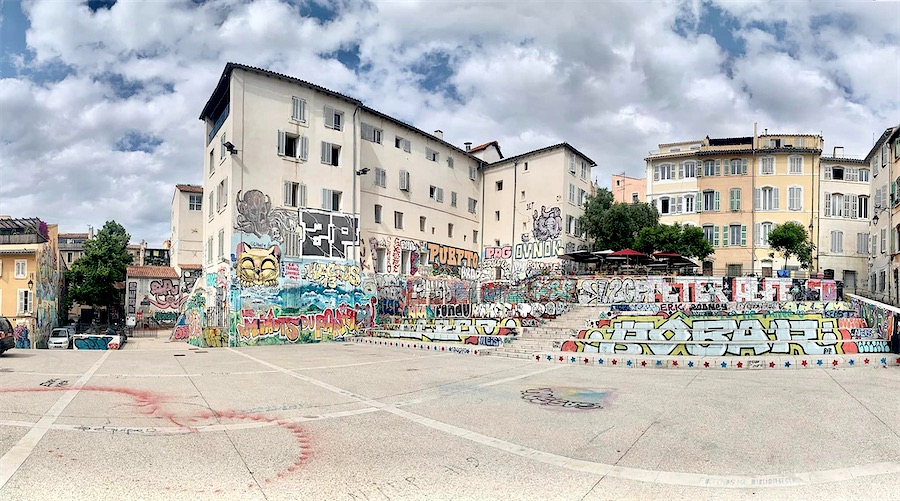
[{"x1": 576, "y1": 277, "x2": 841, "y2": 304}]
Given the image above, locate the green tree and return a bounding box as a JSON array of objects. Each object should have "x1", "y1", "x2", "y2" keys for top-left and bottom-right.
[
  {"x1": 634, "y1": 223, "x2": 714, "y2": 260},
  {"x1": 65, "y1": 221, "x2": 133, "y2": 311},
  {"x1": 581, "y1": 201, "x2": 659, "y2": 251},
  {"x1": 578, "y1": 189, "x2": 614, "y2": 243},
  {"x1": 768, "y1": 222, "x2": 814, "y2": 269}
]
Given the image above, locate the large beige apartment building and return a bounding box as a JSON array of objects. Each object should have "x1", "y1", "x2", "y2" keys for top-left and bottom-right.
[
  {"x1": 646, "y1": 133, "x2": 823, "y2": 277},
  {"x1": 611, "y1": 173, "x2": 645, "y2": 203}
]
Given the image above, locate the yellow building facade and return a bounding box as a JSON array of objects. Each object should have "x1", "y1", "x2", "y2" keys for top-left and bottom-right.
[
  {"x1": 0, "y1": 218, "x2": 61, "y2": 348},
  {"x1": 647, "y1": 133, "x2": 823, "y2": 277}
]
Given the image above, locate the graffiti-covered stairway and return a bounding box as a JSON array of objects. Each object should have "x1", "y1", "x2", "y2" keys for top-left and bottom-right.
[{"x1": 486, "y1": 305, "x2": 596, "y2": 359}]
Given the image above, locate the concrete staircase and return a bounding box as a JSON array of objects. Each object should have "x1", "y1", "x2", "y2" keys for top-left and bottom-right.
[{"x1": 488, "y1": 305, "x2": 600, "y2": 359}]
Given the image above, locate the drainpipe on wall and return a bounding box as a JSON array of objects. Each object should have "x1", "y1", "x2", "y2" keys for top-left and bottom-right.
[
  {"x1": 813, "y1": 145, "x2": 819, "y2": 277},
  {"x1": 352, "y1": 104, "x2": 360, "y2": 263},
  {"x1": 510, "y1": 161, "x2": 518, "y2": 281},
  {"x1": 751, "y1": 122, "x2": 757, "y2": 276}
]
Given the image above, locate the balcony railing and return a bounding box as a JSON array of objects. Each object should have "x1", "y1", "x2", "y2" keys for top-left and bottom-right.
[{"x1": 0, "y1": 234, "x2": 47, "y2": 244}]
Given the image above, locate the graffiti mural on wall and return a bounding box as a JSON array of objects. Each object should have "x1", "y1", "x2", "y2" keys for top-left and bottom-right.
[
  {"x1": 148, "y1": 279, "x2": 186, "y2": 309},
  {"x1": 379, "y1": 317, "x2": 521, "y2": 336},
  {"x1": 13, "y1": 325, "x2": 29, "y2": 349},
  {"x1": 514, "y1": 239, "x2": 563, "y2": 260},
  {"x1": 850, "y1": 295, "x2": 899, "y2": 343},
  {"x1": 426, "y1": 242, "x2": 479, "y2": 268},
  {"x1": 127, "y1": 281, "x2": 137, "y2": 315},
  {"x1": 472, "y1": 302, "x2": 571, "y2": 319},
  {"x1": 235, "y1": 302, "x2": 373, "y2": 345},
  {"x1": 374, "y1": 274, "x2": 474, "y2": 318},
  {"x1": 237, "y1": 244, "x2": 281, "y2": 287},
  {"x1": 576, "y1": 277, "x2": 842, "y2": 305},
  {"x1": 234, "y1": 189, "x2": 359, "y2": 260},
  {"x1": 172, "y1": 292, "x2": 206, "y2": 345},
  {"x1": 532, "y1": 206, "x2": 563, "y2": 242},
  {"x1": 562, "y1": 312, "x2": 890, "y2": 356}
]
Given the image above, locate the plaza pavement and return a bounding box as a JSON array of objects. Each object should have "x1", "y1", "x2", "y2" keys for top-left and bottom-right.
[{"x1": 0, "y1": 338, "x2": 898, "y2": 500}]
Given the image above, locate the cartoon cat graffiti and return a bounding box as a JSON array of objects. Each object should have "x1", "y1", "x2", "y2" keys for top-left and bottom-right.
[{"x1": 237, "y1": 243, "x2": 281, "y2": 287}]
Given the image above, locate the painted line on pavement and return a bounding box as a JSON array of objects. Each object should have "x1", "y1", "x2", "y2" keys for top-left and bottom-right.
[
  {"x1": 228, "y1": 347, "x2": 900, "y2": 489},
  {"x1": 290, "y1": 353, "x2": 446, "y2": 371},
  {"x1": 478, "y1": 365, "x2": 564, "y2": 387},
  {"x1": 0, "y1": 351, "x2": 111, "y2": 489}
]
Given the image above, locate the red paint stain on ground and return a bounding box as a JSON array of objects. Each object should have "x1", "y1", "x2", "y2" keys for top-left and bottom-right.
[{"x1": 4, "y1": 386, "x2": 312, "y2": 493}]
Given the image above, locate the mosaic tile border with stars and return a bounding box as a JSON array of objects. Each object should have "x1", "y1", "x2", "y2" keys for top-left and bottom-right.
[
  {"x1": 350, "y1": 337, "x2": 496, "y2": 356},
  {"x1": 528, "y1": 353, "x2": 900, "y2": 369}
]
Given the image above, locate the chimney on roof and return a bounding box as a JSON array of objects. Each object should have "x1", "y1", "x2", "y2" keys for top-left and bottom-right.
[
  {"x1": 464, "y1": 142, "x2": 472, "y2": 151},
  {"x1": 833, "y1": 146, "x2": 844, "y2": 158},
  {"x1": 434, "y1": 130, "x2": 443, "y2": 140}
]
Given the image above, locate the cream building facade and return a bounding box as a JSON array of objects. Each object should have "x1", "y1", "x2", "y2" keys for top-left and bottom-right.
[
  {"x1": 818, "y1": 152, "x2": 870, "y2": 292},
  {"x1": 170, "y1": 184, "x2": 204, "y2": 272},
  {"x1": 647, "y1": 133, "x2": 823, "y2": 277},
  {"x1": 868, "y1": 126, "x2": 898, "y2": 303}
]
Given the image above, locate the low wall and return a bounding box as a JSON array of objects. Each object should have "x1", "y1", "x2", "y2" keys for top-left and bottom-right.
[
  {"x1": 563, "y1": 312, "x2": 889, "y2": 356},
  {"x1": 370, "y1": 329, "x2": 514, "y2": 347},
  {"x1": 73, "y1": 334, "x2": 123, "y2": 350},
  {"x1": 848, "y1": 294, "x2": 900, "y2": 348}
]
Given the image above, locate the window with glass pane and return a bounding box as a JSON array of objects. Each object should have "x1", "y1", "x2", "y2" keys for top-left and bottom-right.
[
  {"x1": 684, "y1": 161, "x2": 696, "y2": 178},
  {"x1": 831, "y1": 193, "x2": 843, "y2": 216},
  {"x1": 761, "y1": 157, "x2": 774, "y2": 175},
  {"x1": 730, "y1": 225, "x2": 742, "y2": 245},
  {"x1": 789, "y1": 156, "x2": 803, "y2": 174},
  {"x1": 704, "y1": 161, "x2": 715, "y2": 176},
  {"x1": 759, "y1": 222, "x2": 773, "y2": 246},
  {"x1": 702, "y1": 191, "x2": 715, "y2": 211},
  {"x1": 703, "y1": 225, "x2": 715, "y2": 244}
]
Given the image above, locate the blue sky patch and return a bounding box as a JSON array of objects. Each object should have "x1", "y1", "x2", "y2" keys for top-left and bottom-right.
[
  {"x1": 87, "y1": 0, "x2": 116, "y2": 13},
  {"x1": 412, "y1": 51, "x2": 463, "y2": 104},
  {"x1": 115, "y1": 131, "x2": 163, "y2": 153},
  {"x1": 676, "y1": 1, "x2": 745, "y2": 58}
]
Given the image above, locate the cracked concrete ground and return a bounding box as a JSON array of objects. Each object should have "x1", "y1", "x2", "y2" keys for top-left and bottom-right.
[{"x1": 1, "y1": 338, "x2": 899, "y2": 500}]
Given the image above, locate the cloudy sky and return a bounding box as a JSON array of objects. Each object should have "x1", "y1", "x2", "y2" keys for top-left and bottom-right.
[{"x1": 1, "y1": 0, "x2": 898, "y2": 245}]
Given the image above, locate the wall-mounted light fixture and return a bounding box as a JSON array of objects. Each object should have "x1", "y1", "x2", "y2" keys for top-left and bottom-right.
[{"x1": 224, "y1": 141, "x2": 239, "y2": 155}]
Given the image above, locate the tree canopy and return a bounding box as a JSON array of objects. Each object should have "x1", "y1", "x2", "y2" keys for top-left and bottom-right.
[
  {"x1": 768, "y1": 221, "x2": 814, "y2": 269},
  {"x1": 65, "y1": 221, "x2": 133, "y2": 309},
  {"x1": 580, "y1": 197, "x2": 659, "y2": 251},
  {"x1": 634, "y1": 223, "x2": 714, "y2": 260}
]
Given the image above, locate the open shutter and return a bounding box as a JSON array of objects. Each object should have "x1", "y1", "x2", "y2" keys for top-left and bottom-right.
[
  {"x1": 222, "y1": 179, "x2": 228, "y2": 207},
  {"x1": 300, "y1": 184, "x2": 307, "y2": 207},
  {"x1": 696, "y1": 192, "x2": 703, "y2": 213},
  {"x1": 773, "y1": 188, "x2": 779, "y2": 210},
  {"x1": 724, "y1": 160, "x2": 730, "y2": 176},
  {"x1": 824, "y1": 192, "x2": 831, "y2": 216},
  {"x1": 824, "y1": 166, "x2": 832, "y2": 180},
  {"x1": 851, "y1": 195, "x2": 858, "y2": 219},
  {"x1": 675, "y1": 196, "x2": 682, "y2": 213},
  {"x1": 844, "y1": 195, "x2": 851, "y2": 218},
  {"x1": 754, "y1": 188, "x2": 761, "y2": 210},
  {"x1": 321, "y1": 142, "x2": 330, "y2": 164},
  {"x1": 678, "y1": 162, "x2": 684, "y2": 179},
  {"x1": 741, "y1": 225, "x2": 747, "y2": 246},
  {"x1": 654, "y1": 165, "x2": 659, "y2": 181},
  {"x1": 277, "y1": 130, "x2": 286, "y2": 156},
  {"x1": 755, "y1": 223, "x2": 761, "y2": 245},
  {"x1": 713, "y1": 227, "x2": 719, "y2": 247},
  {"x1": 722, "y1": 226, "x2": 729, "y2": 247},
  {"x1": 300, "y1": 136, "x2": 309, "y2": 160},
  {"x1": 322, "y1": 188, "x2": 330, "y2": 210},
  {"x1": 714, "y1": 191, "x2": 720, "y2": 211},
  {"x1": 283, "y1": 182, "x2": 291, "y2": 205},
  {"x1": 741, "y1": 159, "x2": 748, "y2": 175},
  {"x1": 715, "y1": 160, "x2": 721, "y2": 176},
  {"x1": 324, "y1": 106, "x2": 335, "y2": 128},
  {"x1": 697, "y1": 163, "x2": 703, "y2": 177},
  {"x1": 17, "y1": 290, "x2": 25, "y2": 314}
]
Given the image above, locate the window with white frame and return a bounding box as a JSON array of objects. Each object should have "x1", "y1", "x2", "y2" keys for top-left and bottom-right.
[
  {"x1": 425, "y1": 148, "x2": 439, "y2": 162},
  {"x1": 703, "y1": 225, "x2": 715, "y2": 245},
  {"x1": 659, "y1": 197, "x2": 671, "y2": 215},
  {"x1": 17, "y1": 289, "x2": 31, "y2": 314},
  {"x1": 702, "y1": 190, "x2": 716, "y2": 211},
  {"x1": 859, "y1": 169, "x2": 870, "y2": 182},
  {"x1": 277, "y1": 131, "x2": 309, "y2": 160},
  {"x1": 758, "y1": 222, "x2": 773, "y2": 246},
  {"x1": 683, "y1": 161, "x2": 696, "y2": 178},
  {"x1": 216, "y1": 179, "x2": 228, "y2": 212},
  {"x1": 858, "y1": 195, "x2": 869, "y2": 218},
  {"x1": 374, "y1": 168, "x2": 386, "y2": 187},
  {"x1": 703, "y1": 160, "x2": 715, "y2": 177},
  {"x1": 683, "y1": 194, "x2": 695, "y2": 213},
  {"x1": 656, "y1": 163, "x2": 673, "y2": 180},
  {"x1": 324, "y1": 106, "x2": 343, "y2": 130},
  {"x1": 469, "y1": 165, "x2": 477, "y2": 181},
  {"x1": 578, "y1": 188, "x2": 586, "y2": 206},
  {"x1": 207, "y1": 237, "x2": 213, "y2": 263},
  {"x1": 730, "y1": 224, "x2": 744, "y2": 246},
  {"x1": 374, "y1": 204, "x2": 382, "y2": 223},
  {"x1": 789, "y1": 156, "x2": 803, "y2": 174},
  {"x1": 468, "y1": 197, "x2": 477, "y2": 213},
  {"x1": 451, "y1": 191, "x2": 458, "y2": 207},
  {"x1": 730, "y1": 159, "x2": 743, "y2": 175},
  {"x1": 831, "y1": 230, "x2": 843, "y2": 253},
  {"x1": 566, "y1": 215, "x2": 575, "y2": 234},
  {"x1": 761, "y1": 157, "x2": 774, "y2": 175},
  {"x1": 845, "y1": 167, "x2": 858, "y2": 181},
  {"x1": 189, "y1": 194, "x2": 203, "y2": 211},
  {"x1": 857, "y1": 232, "x2": 868, "y2": 254},
  {"x1": 581, "y1": 162, "x2": 587, "y2": 179},
  {"x1": 568, "y1": 183, "x2": 575, "y2": 203},
  {"x1": 399, "y1": 170, "x2": 410, "y2": 191},
  {"x1": 831, "y1": 166, "x2": 845, "y2": 180},
  {"x1": 757, "y1": 186, "x2": 778, "y2": 210},
  {"x1": 209, "y1": 150, "x2": 214, "y2": 175},
  {"x1": 321, "y1": 141, "x2": 340, "y2": 166},
  {"x1": 394, "y1": 211, "x2": 404, "y2": 229},
  {"x1": 395, "y1": 136, "x2": 411, "y2": 152},
  {"x1": 14, "y1": 259, "x2": 26, "y2": 279},
  {"x1": 218, "y1": 229, "x2": 224, "y2": 259},
  {"x1": 361, "y1": 122, "x2": 382, "y2": 144},
  {"x1": 881, "y1": 228, "x2": 887, "y2": 253},
  {"x1": 291, "y1": 96, "x2": 307, "y2": 122},
  {"x1": 321, "y1": 189, "x2": 342, "y2": 211},
  {"x1": 568, "y1": 155, "x2": 576, "y2": 174},
  {"x1": 220, "y1": 134, "x2": 227, "y2": 160},
  {"x1": 787, "y1": 186, "x2": 802, "y2": 211},
  {"x1": 429, "y1": 186, "x2": 444, "y2": 202},
  {"x1": 828, "y1": 193, "x2": 844, "y2": 217},
  {"x1": 284, "y1": 181, "x2": 306, "y2": 208}
]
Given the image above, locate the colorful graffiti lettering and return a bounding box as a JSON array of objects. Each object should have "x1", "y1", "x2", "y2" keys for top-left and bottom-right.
[
  {"x1": 203, "y1": 328, "x2": 227, "y2": 348},
  {"x1": 562, "y1": 312, "x2": 889, "y2": 356},
  {"x1": 472, "y1": 302, "x2": 570, "y2": 319},
  {"x1": 526, "y1": 277, "x2": 577, "y2": 302},
  {"x1": 303, "y1": 262, "x2": 361, "y2": 288},
  {"x1": 483, "y1": 246, "x2": 512, "y2": 260},
  {"x1": 576, "y1": 277, "x2": 841, "y2": 305},
  {"x1": 380, "y1": 317, "x2": 521, "y2": 336},
  {"x1": 513, "y1": 239, "x2": 562, "y2": 260},
  {"x1": 426, "y1": 242, "x2": 479, "y2": 268},
  {"x1": 235, "y1": 305, "x2": 365, "y2": 345},
  {"x1": 73, "y1": 335, "x2": 118, "y2": 350}
]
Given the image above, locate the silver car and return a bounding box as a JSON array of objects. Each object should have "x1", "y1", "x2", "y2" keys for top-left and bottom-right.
[{"x1": 47, "y1": 328, "x2": 74, "y2": 350}]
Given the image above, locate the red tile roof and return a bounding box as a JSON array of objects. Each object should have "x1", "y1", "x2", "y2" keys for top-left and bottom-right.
[
  {"x1": 179, "y1": 264, "x2": 202, "y2": 270},
  {"x1": 176, "y1": 184, "x2": 203, "y2": 193},
  {"x1": 469, "y1": 141, "x2": 499, "y2": 153},
  {"x1": 127, "y1": 266, "x2": 179, "y2": 279}
]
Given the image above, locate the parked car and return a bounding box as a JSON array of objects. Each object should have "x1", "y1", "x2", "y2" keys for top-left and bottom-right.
[
  {"x1": 0, "y1": 316, "x2": 14, "y2": 355},
  {"x1": 48, "y1": 328, "x2": 74, "y2": 350}
]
